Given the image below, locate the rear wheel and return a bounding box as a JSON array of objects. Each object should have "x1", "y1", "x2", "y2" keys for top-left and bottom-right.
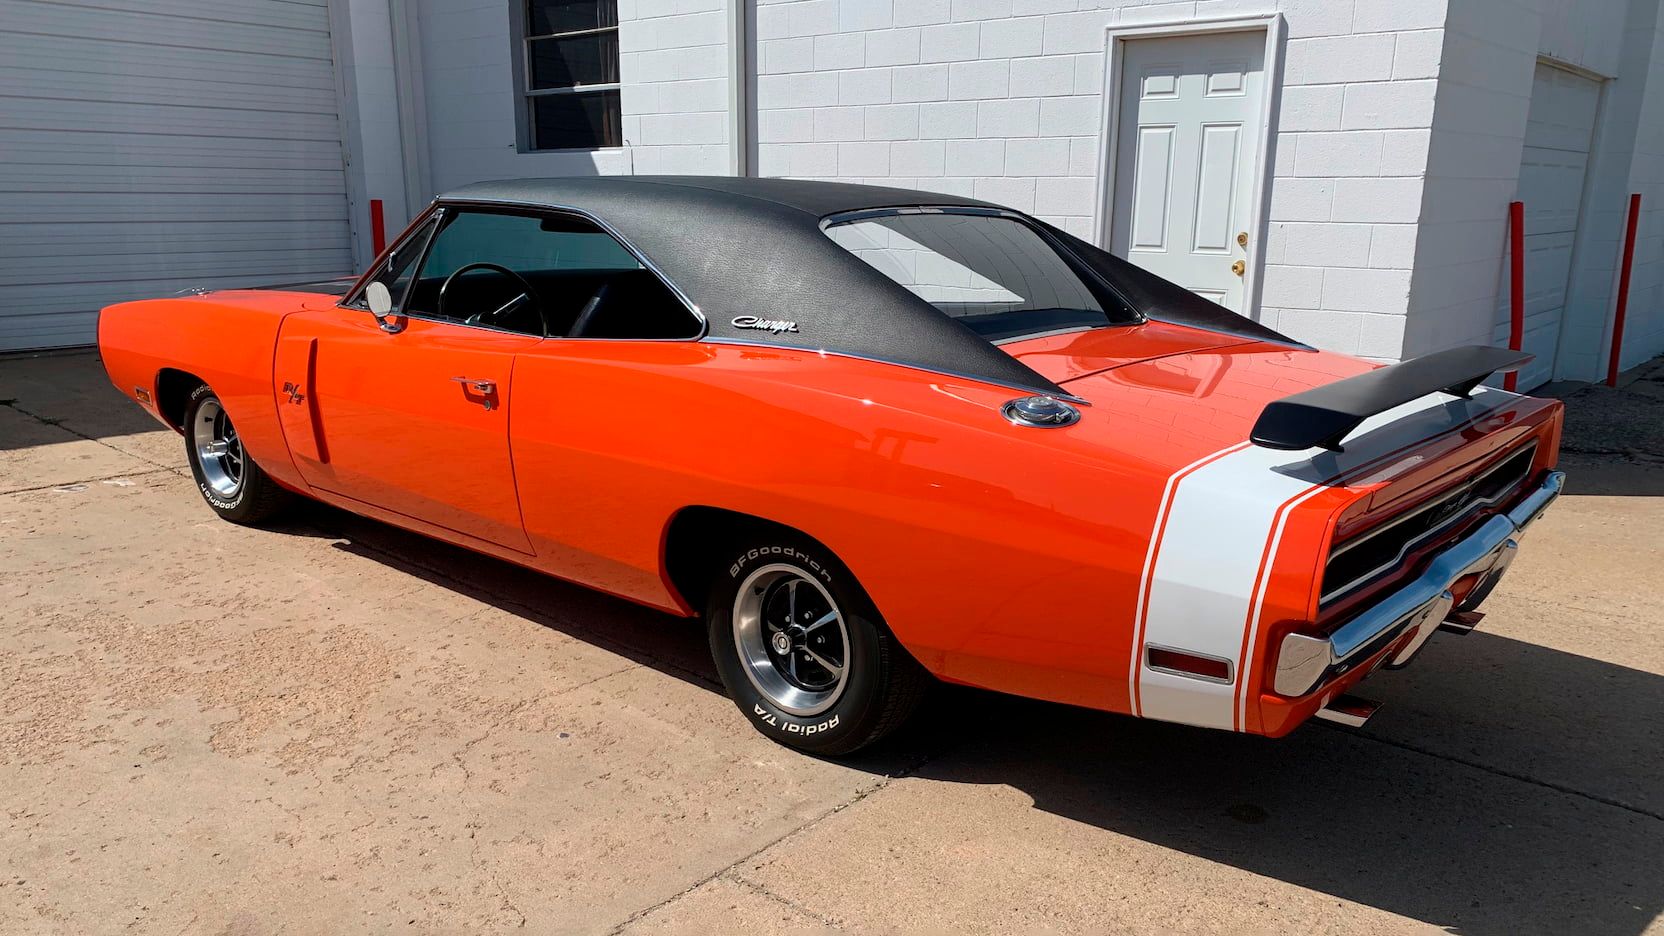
[
  {"x1": 707, "y1": 536, "x2": 928, "y2": 755},
  {"x1": 183, "y1": 384, "x2": 295, "y2": 525}
]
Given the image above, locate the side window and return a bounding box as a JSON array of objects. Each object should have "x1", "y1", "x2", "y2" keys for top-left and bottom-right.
[
  {"x1": 405, "y1": 209, "x2": 700, "y2": 339},
  {"x1": 347, "y1": 216, "x2": 436, "y2": 311}
]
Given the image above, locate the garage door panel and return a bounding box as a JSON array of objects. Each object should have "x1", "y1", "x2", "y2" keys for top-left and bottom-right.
[
  {"x1": 0, "y1": 66, "x2": 340, "y2": 114},
  {"x1": 0, "y1": 34, "x2": 339, "y2": 90},
  {"x1": 0, "y1": 0, "x2": 352, "y2": 350},
  {"x1": 0, "y1": 98, "x2": 343, "y2": 142},
  {"x1": 1516, "y1": 151, "x2": 1589, "y2": 235},
  {"x1": 4, "y1": 0, "x2": 332, "y2": 60}
]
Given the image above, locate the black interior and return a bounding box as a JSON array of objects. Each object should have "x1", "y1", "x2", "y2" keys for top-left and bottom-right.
[{"x1": 403, "y1": 268, "x2": 697, "y2": 339}]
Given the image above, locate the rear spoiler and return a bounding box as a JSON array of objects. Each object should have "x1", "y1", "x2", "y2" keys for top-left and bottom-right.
[{"x1": 1250, "y1": 346, "x2": 1533, "y2": 451}]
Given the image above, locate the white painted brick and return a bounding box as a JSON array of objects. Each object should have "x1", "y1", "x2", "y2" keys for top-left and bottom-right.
[
  {"x1": 927, "y1": 176, "x2": 977, "y2": 198},
  {"x1": 1069, "y1": 136, "x2": 1099, "y2": 175},
  {"x1": 979, "y1": 17, "x2": 1044, "y2": 58},
  {"x1": 758, "y1": 107, "x2": 815, "y2": 143},
  {"x1": 1322, "y1": 267, "x2": 1413, "y2": 314},
  {"x1": 1269, "y1": 179, "x2": 1333, "y2": 222},
  {"x1": 1294, "y1": 131, "x2": 1383, "y2": 177},
  {"x1": 892, "y1": 63, "x2": 950, "y2": 103},
  {"x1": 1278, "y1": 85, "x2": 1345, "y2": 132},
  {"x1": 1284, "y1": 34, "x2": 1396, "y2": 85},
  {"x1": 1005, "y1": 137, "x2": 1071, "y2": 176},
  {"x1": 894, "y1": 0, "x2": 950, "y2": 27},
  {"x1": 1369, "y1": 224, "x2": 1418, "y2": 268},
  {"x1": 1072, "y1": 51, "x2": 1104, "y2": 94},
  {"x1": 1262, "y1": 0, "x2": 1354, "y2": 38},
  {"x1": 978, "y1": 97, "x2": 1041, "y2": 136},
  {"x1": 1120, "y1": 3, "x2": 1203, "y2": 27},
  {"x1": 759, "y1": 71, "x2": 839, "y2": 109},
  {"x1": 1260, "y1": 265, "x2": 1326, "y2": 309},
  {"x1": 952, "y1": 0, "x2": 1013, "y2": 21},
  {"x1": 813, "y1": 104, "x2": 866, "y2": 141},
  {"x1": 814, "y1": 33, "x2": 865, "y2": 70},
  {"x1": 840, "y1": 68, "x2": 894, "y2": 105},
  {"x1": 919, "y1": 100, "x2": 978, "y2": 137},
  {"x1": 1042, "y1": 11, "x2": 1111, "y2": 55},
  {"x1": 841, "y1": 0, "x2": 894, "y2": 31},
  {"x1": 1273, "y1": 136, "x2": 1296, "y2": 176},
  {"x1": 974, "y1": 175, "x2": 1037, "y2": 212},
  {"x1": 1354, "y1": 0, "x2": 1447, "y2": 33},
  {"x1": 1276, "y1": 308, "x2": 1363, "y2": 353},
  {"x1": 1039, "y1": 95, "x2": 1098, "y2": 136},
  {"x1": 1263, "y1": 222, "x2": 1289, "y2": 264},
  {"x1": 946, "y1": 138, "x2": 1006, "y2": 175},
  {"x1": 838, "y1": 140, "x2": 891, "y2": 175},
  {"x1": 1281, "y1": 222, "x2": 1373, "y2": 266},
  {"x1": 1058, "y1": 215, "x2": 1095, "y2": 239},
  {"x1": 1331, "y1": 177, "x2": 1424, "y2": 223},
  {"x1": 892, "y1": 139, "x2": 947, "y2": 175},
  {"x1": 786, "y1": 0, "x2": 840, "y2": 37},
  {"x1": 921, "y1": 22, "x2": 979, "y2": 62},
  {"x1": 1358, "y1": 312, "x2": 1407, "y2": 358},
  {"x1": 1341, "y1": 80, "x2": 1437, "y2": 130},
  {"x1": 1035, "y1": 176, "x2": 1096, "y2": 216},
  {"x1": 865, "y1": 103, "x2": 920, "y2": 139},
  {"x1": 866, "y1": 28, "x2": 921, "y2": 66},
  {"x1": 657, "y1": 78, "x2": 726, "y2": 113},
  {"x1": 949, "y1": 60, "x2": 1009, "y2": 100},
  {"x1": 1010, "y1": 55, "x2": 1076, "y2": 96},
  {"x1": 1392, "y1": 29, "x2": 1443, "y2": 79},
  {"x1": 757, "y1": 143, "x2": 791, "y2": 177},
  {"x1": 1379, "y1": 129, "x2": 1431, "y2": 176},
  {"x1": 787, "y1": 141, "x2": 840, "y2": 176},
  {"x1": 756, "y1": 4, "x2": 789, "y2": 40}
]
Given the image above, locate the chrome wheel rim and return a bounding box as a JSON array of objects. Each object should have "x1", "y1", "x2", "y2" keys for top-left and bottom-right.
[
  {"x1": 733, "y1": 563, "x2": 850, "y2": 717},
  {"x1": 192, "y1": 398, "x2": 244, "y2": 498}
]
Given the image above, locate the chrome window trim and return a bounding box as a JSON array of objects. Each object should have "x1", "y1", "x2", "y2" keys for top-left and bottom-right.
[
  {"x1": 1320, "y1": 440, "x2": 1539, "y2": 605},
  {"x1": 343, "y1": 198, "x2": 708, "y2": 343}
]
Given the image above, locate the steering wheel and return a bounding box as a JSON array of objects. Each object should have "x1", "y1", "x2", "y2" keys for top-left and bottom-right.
[
  {"x1": 437, "y1": 262, "x2": 548, "y2": 337},
  {"x1": 568, "y1": 282, "x2": 612, "y2": 338}
]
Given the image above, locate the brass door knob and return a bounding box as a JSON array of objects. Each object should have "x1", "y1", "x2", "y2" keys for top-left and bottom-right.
[
  {"x1": 1237, "y1": 232, "x2": 1249, "y2": 248},
  {"x1": 1231, "y1": 259, "x2": 1246, "y2": 276}
]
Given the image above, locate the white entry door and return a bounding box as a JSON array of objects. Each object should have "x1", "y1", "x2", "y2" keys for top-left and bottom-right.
[
  {"x1": 1504, "y1": 62, "x2": 1601, "y2": 390},
  {"x1": 1110, "y1": 32, "x2": 1266, "y2": 311}
]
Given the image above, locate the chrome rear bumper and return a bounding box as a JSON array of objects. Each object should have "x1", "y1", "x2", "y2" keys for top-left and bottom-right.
[{"x1": 1273, "y1": 470, "x2": 1565, "y2": 698}]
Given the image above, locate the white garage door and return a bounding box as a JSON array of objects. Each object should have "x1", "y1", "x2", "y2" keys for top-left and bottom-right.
[
  {"x1": 1504, "y1": 62, "x2": 1601, "y2": 390},
  {"x1": 0, "y1": 0, "x2": 354, "y2": 351}
]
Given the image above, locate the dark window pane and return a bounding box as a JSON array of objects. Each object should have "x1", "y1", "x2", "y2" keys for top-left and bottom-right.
[
  {"x1": 531, "y1": 90, "x2": 621, "y2": 149},
  {"x1": 529, "y1": 32, "x2": 619, "y2": 88},
  {"x1": 527, "y1": 0, "x2": 617, "y2": 36}
]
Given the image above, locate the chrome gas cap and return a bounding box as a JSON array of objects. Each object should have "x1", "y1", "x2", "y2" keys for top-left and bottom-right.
[{"x1": 1002, "y1": 395, "x2": 1081, "y2": 428}]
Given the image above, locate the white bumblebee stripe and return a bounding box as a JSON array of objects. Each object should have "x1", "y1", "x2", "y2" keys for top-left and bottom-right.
[{"x1": 1134, "y1": 388, "x2": 1517, "y2": 730}]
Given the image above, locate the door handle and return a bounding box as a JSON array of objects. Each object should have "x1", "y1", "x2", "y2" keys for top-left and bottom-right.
[
  {"x1": 1231, "y1": 259, "x2": 1246, "y2": 277},
  {"x1": 450, "y1": 376, "x2": 498, "y2": 410}
]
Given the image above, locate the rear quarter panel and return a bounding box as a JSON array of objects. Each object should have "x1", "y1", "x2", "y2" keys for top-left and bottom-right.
[
  {"x1": 508, "y1": 340, "x2": 1190, "y2": 715},
  {"x1": 98, "y1": 291, "x2": 312, "y2": 491}
]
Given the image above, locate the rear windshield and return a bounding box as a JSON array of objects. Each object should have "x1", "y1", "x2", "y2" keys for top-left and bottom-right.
[{"x1": 824, "y1": 211, "x2": 1135, "y2": 341}]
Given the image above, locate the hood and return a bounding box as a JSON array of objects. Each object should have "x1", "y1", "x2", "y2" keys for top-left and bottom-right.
[{"x1": 1002, "y1": 322, "x2": 1376, "y2": 461}]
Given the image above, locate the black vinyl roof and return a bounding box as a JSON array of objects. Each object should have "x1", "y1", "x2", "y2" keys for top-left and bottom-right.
[{"x1": 440, "y1": 176, "x2": 1297, "y2": 397}]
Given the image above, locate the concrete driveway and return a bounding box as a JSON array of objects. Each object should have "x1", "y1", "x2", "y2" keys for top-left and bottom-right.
[{"x1": 3, "y1": 350, "x2": 1662, "y2": 935}]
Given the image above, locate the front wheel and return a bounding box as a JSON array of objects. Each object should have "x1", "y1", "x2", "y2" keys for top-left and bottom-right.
[
  {"x1": 183, "y1": 384, "x2": 295, "y2": 525},
  {"x1": 707, "y1": 536, "x2": 929, "y2": 755}
]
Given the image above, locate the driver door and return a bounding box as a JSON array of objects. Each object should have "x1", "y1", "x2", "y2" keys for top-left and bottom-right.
[{"x1": 273, "y1": 207, "x2": 566, "y2": 553}]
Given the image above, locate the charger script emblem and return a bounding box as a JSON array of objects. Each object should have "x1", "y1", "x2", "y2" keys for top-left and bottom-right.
[{"x1": 732, "y1": 315, "x2": 799, "y2": 335}]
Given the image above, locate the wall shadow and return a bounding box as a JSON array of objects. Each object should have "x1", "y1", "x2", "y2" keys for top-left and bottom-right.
[{"x1": 269, "y1": 500, "x2": 1664, "y2": 936}]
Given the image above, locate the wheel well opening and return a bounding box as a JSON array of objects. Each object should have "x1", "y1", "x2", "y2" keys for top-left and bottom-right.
[
  {"x1": 155, "y1": 368, "x2": 204, "y2": 431},
  {"x1": 663, "y1": 507, "x2": 810, "y2": 614}
]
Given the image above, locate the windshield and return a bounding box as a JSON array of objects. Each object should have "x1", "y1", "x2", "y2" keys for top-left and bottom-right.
[{"x1": 824, "y1": 211, "x2": 1135, "y2": 341}]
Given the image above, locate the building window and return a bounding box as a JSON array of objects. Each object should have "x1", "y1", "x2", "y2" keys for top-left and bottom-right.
[{"x1": 520, "y1": 0, "x2": 621, "y2": 151}]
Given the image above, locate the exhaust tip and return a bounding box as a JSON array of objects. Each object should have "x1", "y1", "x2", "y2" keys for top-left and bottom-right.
[{"x1": 1313, "y1": 694, "x2": 1381, "y2": 729}]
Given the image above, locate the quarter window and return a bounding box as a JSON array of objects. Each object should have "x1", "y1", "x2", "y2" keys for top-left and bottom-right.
[{"x1": 518, "y1": 0, "x2": 621, "y2": 150}]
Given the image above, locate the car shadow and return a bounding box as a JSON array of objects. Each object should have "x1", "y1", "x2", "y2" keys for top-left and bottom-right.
[{"x1": 272, "y1": 500, "x2": 1663, "y2": 936}]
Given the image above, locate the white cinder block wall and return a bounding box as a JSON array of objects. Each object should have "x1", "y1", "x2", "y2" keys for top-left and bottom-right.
[
  {"x1": 348, "y1": 0, "x2": 1663, "y2": 380},
  {"x1": 752, "y1": 0, "x2": 1449, "y2": 362}
]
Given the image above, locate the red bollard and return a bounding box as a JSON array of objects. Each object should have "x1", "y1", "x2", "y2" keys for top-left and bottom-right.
[
  {"x1": 1607, "y1": 193, "x2": 1642, "y2": 387},
  {"x1": 1506, "y1": 201, "x2": 1525, "y2": 392}
]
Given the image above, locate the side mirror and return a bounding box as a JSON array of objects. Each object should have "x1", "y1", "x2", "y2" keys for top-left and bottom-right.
[{"x1": 366, "y1": 281, "x2": 403, "y2": 334}]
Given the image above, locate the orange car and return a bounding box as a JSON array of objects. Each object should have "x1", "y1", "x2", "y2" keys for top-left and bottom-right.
[{"x1": 98, "y1": 177, "x2": 1564, "y2": 754}]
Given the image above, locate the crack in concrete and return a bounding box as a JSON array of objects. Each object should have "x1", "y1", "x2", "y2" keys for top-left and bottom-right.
[
  {"x1": 726, "y1": 874, "x2": 845, "y2": 931},
  {"x1": 1, "y1": 467, "x2": 175, "y2": 497},
  {"x1": 1, "y1": 399, "x2": 181, "y2": 474}
]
